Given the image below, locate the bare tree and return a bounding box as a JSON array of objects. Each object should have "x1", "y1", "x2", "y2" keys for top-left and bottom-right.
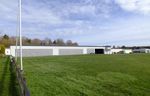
[
  {"x1": 0, "y1": 34, "x2": 79, "y2": 47},
  {"x1": 72, "y1": 42, "x2": 78, "y2": 46},
  {"x1": 53, "y1": 40, "x2": 57, "y2": 45},
  {"x1": 56, "y1": 38, "x2": 65, "y2": 46},
  {"x1": 44, "y1": 38, "x2": 52, "y2": 46},
  {"x1": 32, "y1": 38, "x2": 41, "y2": 46},
  {"x1": 66, "y1": 40, "x2": 73, "y2": 46}
]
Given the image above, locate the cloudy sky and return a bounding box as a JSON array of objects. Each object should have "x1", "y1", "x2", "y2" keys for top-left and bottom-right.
[{"x1": 0, "y1": 0, "x2": 150, "y2": 46}]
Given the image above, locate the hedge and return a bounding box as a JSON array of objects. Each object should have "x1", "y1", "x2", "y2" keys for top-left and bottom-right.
[{"x1": 0, "y1": 44, "x2": 5, "y2": 54}]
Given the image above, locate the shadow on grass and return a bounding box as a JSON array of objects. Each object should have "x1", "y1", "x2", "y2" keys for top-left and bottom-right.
[{"x1": 0, "y1": 57, "x2": 19, "y2": 96}]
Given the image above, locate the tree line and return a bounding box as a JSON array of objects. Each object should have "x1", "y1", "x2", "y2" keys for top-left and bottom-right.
[{"x1": 0, "y1": 34, "x2": 79, "y2": 48}]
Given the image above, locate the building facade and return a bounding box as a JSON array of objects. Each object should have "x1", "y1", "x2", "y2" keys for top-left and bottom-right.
[
  {"x1": 10, "y1": 46, "x2": 111, "y2": 57},
  {"x1": 133, "y1": 48, "x2": 150, "y2": 53},
  {"x1": 111, "y1": 48, "x2": 132, "y2": 54}
]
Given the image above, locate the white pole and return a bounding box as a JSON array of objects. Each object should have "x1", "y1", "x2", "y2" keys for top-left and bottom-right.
[
  {"x1": 15, "y1": 28, "x2": 18, "y2": 61},
  {"x1": 15, "y1": 0, "x2": 19, "y2": 61},
  {"x1": 19, "y1": 0, "x2": 23, "y2": 71}
]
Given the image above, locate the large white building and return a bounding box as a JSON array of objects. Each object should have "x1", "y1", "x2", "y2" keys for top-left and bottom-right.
[{"x1": 9, "y1": 46, "x2": 111, "y2": 57}]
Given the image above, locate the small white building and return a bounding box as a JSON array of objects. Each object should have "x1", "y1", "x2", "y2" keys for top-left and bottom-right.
[
  {"x1": 10, "y1": 46, "x2": 111, "y2": 57},
  {"x1": 111, "y1": 48, "x2": 132, "y2": 54},
  {"x1": 5, "y1": 48, "x2": 11, "y2": 55},
  {"x1": 133, "y1": 48, "x2": 150, "y2": 53},
  {"x1": 111, "y1": 48, "x2": 123, "y2": 54},
  {"x1": 123, "y1": 49, "x2": 132, "y2": 54}
]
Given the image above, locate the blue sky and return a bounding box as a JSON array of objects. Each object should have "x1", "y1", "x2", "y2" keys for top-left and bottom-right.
[{"x1": 0, "y1": 0, "x2": 150, "y2": 46}]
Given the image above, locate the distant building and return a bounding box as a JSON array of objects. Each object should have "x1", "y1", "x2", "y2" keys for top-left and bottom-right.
[
  {"x1": 7, "y1": 46, "x2": 150, "y2": 57},
  {"x1": 123, "y1": 49, "x2": 132, "y2": 54},
  {"x1": 111, "y1": 48, "x2": 132, "y2": 54},
  {"x1": 9, "y1": 46, "x2": 111, "y2": 57},
  {"x1": 111, "y1": 48, "x2": 123, "y2": 54},
  {"x1": 133, "y1": 48, "x2": 150, "y2": 53}
]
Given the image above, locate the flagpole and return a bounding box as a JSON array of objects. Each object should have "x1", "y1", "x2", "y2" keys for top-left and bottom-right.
[
  {"x1": 19, "y1": 0, "x2": 23, "y2": 71},
  {"x1": 15, "y1": 25, "x2": 18, "y2": 61},
  {"x1": 15, "y1": 0, "x2": 19, "y2": 61}
]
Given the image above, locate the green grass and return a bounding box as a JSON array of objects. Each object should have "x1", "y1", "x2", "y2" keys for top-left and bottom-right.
[
  {"x1": 0, "y1": 57, "x2": 19, "y2": 96},
  {"x1": 23, "y1": 54, "x2": 150, "y2": 96}
]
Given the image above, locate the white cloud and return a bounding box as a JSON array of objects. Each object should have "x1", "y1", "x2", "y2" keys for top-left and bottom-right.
[
  {"x1": 0, "y1": 0, "x2": 17, "y2": 21},
  {"x1": 0, "y1": 0, "x2": 150, "y2": 46},
  {"x1": 22, "y1": 5, "x2": 62, "y2": 25},
  {"x1": 70, "y1": 17, "x2": 150, "y2": 46},
  {"x1": 115, "y1": 0, "x2": 150, "y2": 15},
  {"x1": 71, "y1": 5, "x2": 96, "y2": 15}
]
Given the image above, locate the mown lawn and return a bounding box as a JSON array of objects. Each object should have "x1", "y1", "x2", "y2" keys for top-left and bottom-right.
[
  {"x1": 23, "y1": 54, "x2": 150, "y2": 96},
  {"x1": 0, "y1": 57, "x2": 19, "y2": 96}
]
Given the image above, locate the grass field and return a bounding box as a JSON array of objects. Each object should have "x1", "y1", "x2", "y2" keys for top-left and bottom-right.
[
  {"x1": 23, "y1": 54, "x2": 150, "y2": 96},
  {"x1": 0, "y1": 57, "x2": 19, "y2": 96}
]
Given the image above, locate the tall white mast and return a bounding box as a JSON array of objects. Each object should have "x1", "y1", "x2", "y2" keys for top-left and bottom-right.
[
  {"x1": 15, "y1": 0, "x2": 19, "y2": 61},
  {"x1": 19, "y1": 0, "x2": 23, "y2": 71}
]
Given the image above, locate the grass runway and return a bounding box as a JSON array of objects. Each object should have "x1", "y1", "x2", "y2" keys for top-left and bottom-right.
[{"x1": 23, "y1": 54, "x2": 150, "y2": 96}]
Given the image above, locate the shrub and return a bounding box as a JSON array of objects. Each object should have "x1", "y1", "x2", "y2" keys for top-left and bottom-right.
[{"x1": 0, "y1": 44, "x2": 5, "y2": 55}]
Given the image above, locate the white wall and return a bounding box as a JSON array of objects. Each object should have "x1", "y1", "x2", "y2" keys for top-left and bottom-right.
[
  {"x1": 10, "y1": 46, "x2": 110, "y2": 57},
  {"x1": 111, "y1": 48, "x2": 132, "y2": 54},
  {"x1": 145, "y1": 49, "x2": 150, "y2": 53},
  {"x1": 133, "y1": 49, "x2": 150, "y2": 53},
  {"x1": 111, "y1": 49, "x2": 123, "y2": 54},
  {"x1": 123, "y1": 49, "x2": 132, "y2": 54},
  {"x1": 104, "y1": 47, "x2": 112, "y2": 54}
]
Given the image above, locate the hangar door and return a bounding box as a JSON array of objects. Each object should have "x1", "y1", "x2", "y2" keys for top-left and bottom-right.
[
  {"x1": 59, "y1": 49, "x2": 83, "y2": 55},
  {"x1": 95, "y1": 49, "x2": 104, "y2": 54},
  {"x1": 16, "y1": 49, "x2": 53, "y2": 57}
]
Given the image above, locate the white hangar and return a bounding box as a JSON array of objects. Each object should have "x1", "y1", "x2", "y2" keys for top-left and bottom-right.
[{"x1": 9, "y1": 46, "x2": 111, "y2": 57}]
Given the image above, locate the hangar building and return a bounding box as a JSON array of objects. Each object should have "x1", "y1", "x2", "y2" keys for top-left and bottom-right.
[{"x1": 9, "y1": 46, "x2": 111, "y2": 57}]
